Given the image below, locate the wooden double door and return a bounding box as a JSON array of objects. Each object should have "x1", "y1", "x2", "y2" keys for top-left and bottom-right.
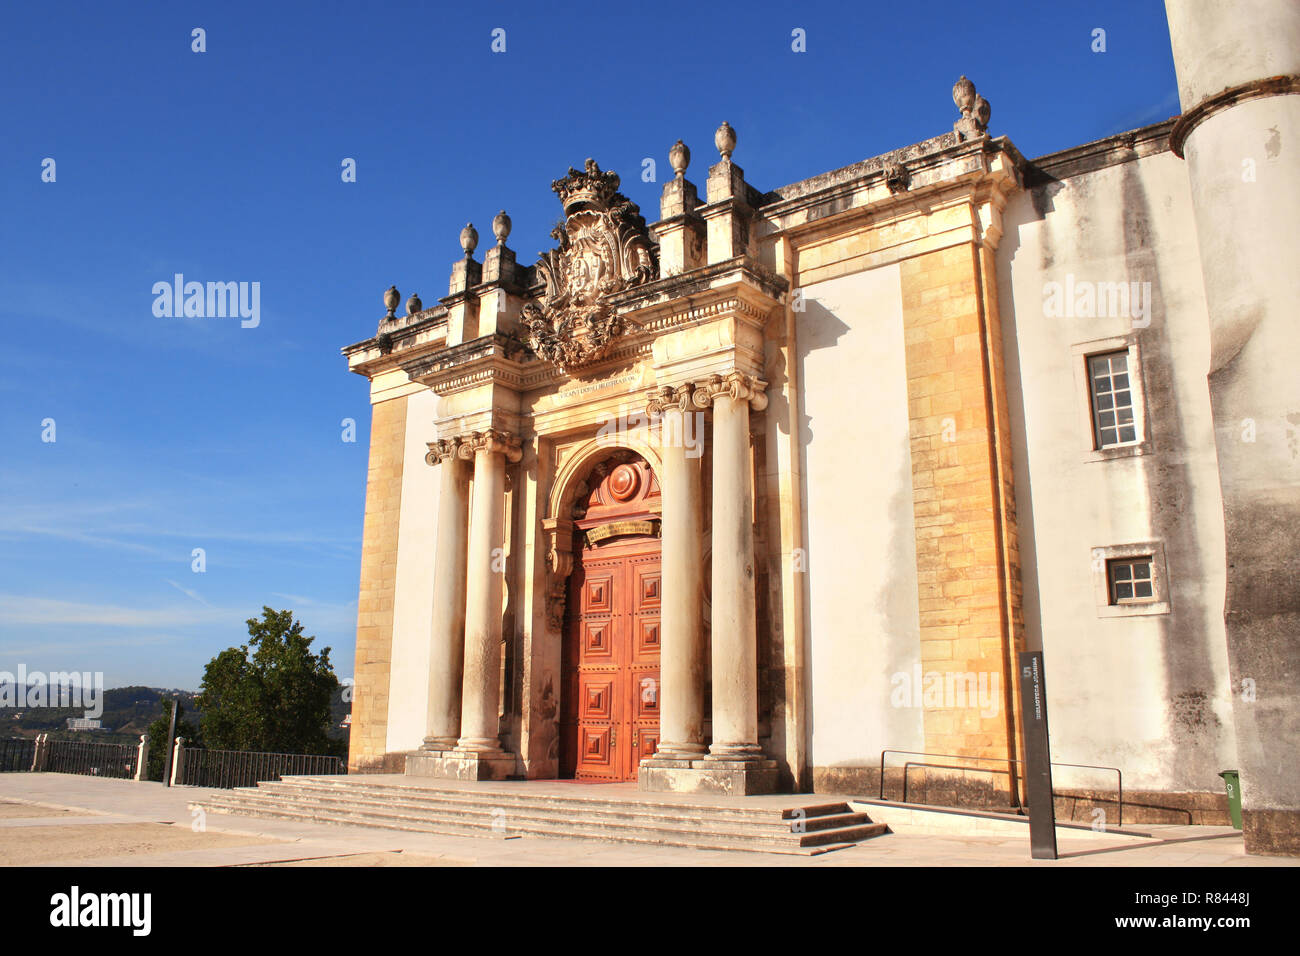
[{"x1": 560, "y1": 541, "x2": 661, "y2": 781}]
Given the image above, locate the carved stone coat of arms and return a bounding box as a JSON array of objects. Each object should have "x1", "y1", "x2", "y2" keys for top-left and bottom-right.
[{"x1": 522, "y1": 159, "x2": 657, "y2": 372}]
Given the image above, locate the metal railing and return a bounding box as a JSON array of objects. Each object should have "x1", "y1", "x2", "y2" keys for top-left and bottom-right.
[
  {"x1": 879, "y1": 749, "x2": 1124, "y2": 826},
  {"x1": 44, "y1": 738, "x2": 138, "y2": 779},
  {"x1": 178, "y1": 748, "x2": 345, "y2": 789},
  {"x1": 0, "y1": 738, "x2": 37, "y2": 772}
]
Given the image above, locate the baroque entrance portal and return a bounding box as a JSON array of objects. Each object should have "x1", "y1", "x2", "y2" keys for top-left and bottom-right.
[{"x1": 559, "y1": 455, "x2": 661, "y2": 781}]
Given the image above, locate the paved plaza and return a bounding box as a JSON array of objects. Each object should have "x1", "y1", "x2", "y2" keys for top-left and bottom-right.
[{"x1": 0, "y1": 774, "x2": 1291, "y2": 867}]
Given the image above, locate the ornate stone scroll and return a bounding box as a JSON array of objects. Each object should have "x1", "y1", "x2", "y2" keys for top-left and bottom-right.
[
  {"x1": 541, "y1": 516, "x2": 574, "y2": 632},
  {"x1": 522, "y1": 159, "x2": 658, "y2": 372}
]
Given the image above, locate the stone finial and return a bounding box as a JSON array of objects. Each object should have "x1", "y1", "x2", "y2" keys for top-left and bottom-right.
[
  {"x1": 669, "y1": 140, "x2": 690, "y2": 178},
  {"x1": 714, "y1": 121, "x2": 736, "y2": 160},
  {"x1": 460, "y1": 222, "x2": 479, "y2": 258},
  {"x1": 492, "y1": 210, "x2": 512, "y2": 245},
  {"x1": 406, "y1": 292, "x2": 422, "y2": 315},
  {"x1": 383, "y1": 285, "x2": 400, "y2": 318},
  {"x1": 952, "y1": 75, "x2": 991, "y2": 141}
]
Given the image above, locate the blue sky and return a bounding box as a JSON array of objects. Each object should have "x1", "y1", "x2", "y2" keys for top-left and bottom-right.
[{"x1": 0, "y1": 1, "x2": 1182, "y2": 690}]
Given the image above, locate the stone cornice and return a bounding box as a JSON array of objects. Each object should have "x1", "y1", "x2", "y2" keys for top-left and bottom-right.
[
  {"x1": 1024, "y1": 119, "x2": 1176, "y2": 186},
  {"x1": 401, "y1": 333, "x2": 534, "y2": 395},
  {"x1": 609, "y1": 257, "x2": 788, "y2": 317},
  {"x1": 1170, "y1": 74, "x2": 1300, "y2": 159},
  {"x1": 755, "y1": 135, "x2": 1023, "y2": 240},
  {"x1": 342, "y1": 309, "x2": 449, "y2": 378}
]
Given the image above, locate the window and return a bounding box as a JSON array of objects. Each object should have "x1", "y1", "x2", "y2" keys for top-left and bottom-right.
[
  {"x1": 1071, "y1": 335, "x2": 1148, "y2": 461},
  {"x1": 1088, "y1": 351, "x2": 1137, "y2": 448},
  {"x1": 1107, "y1": 556, "x2": 1154, "y2": 604},
  {"x1": 1091, "y1": 542, "x2": 1170, "y2": 617}
]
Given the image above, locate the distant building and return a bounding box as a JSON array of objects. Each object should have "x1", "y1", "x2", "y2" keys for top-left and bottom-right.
[{"x1": 65, "y1": 718, "x2": 102, "y2": 731}]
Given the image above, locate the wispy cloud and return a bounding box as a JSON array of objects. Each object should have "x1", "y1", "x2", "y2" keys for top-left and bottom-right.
[
  {"x1": 165, "y1": 579, "x2": 214, "y2": 608},
  {"x1": 0, "y1": 594, "x2": 230, "y2": 628}
]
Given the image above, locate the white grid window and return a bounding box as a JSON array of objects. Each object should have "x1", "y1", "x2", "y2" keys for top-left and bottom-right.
[
  {"x1": 1108, "y1": 557, "x2": 1155, "y2": 605},
  {"x1": 1088, "y1": 351, "x2": 1137, "y2": 448}
]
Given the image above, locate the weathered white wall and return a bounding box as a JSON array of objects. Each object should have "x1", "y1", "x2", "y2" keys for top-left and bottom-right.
[
  {"x1": 997, "y1": 147, "x2": 1237, "y2": 790},
  {"x1": 385, "y1": 388, "x2": 441, "y2": 752},
  {"x1": 799, "y1": 264, "x2": 925, "y2": 769}
]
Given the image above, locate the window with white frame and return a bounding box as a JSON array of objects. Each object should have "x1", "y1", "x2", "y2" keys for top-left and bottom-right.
[
  {"x1": 1092, "y1": 542, "x2": 1169, "y2": 617},
  {"x1": 1088, "y1": 351, "x2": 1137, "y2": 449},
  {"x1": 1107, "y1": 556, "x2": 1155, "y2": 605}
]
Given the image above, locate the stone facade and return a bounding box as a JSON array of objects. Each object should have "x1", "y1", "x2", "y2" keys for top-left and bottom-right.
[{"x1": 342, "y1": 1, "x2": 1300, "y2": 854}]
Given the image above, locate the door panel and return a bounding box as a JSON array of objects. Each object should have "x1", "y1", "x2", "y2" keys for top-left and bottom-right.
[{"x1": 561, "y1": 544, "x2": 661, "y2": 781}]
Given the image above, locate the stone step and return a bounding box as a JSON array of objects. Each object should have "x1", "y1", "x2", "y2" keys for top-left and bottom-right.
[
  {"x1": 197, "y1": 789, "x2": 849, "y2": 847},
  {"x1": 192, "y1": 794, "x2": 873, "y2": 855},
  {"x1": 213, "y1": 788, "x2": 799, "y2": 835},
  {"x1": 267, "y1": 776, "x2": 850, "y2": 823},
  {"x1": 251, "y1": 780, "x2": 857, "y2": 832}
]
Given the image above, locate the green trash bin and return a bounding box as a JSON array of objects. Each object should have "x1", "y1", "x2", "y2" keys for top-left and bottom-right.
[{"x1": 1219, "y1": 770, "x2": 1243, "y2": 830}]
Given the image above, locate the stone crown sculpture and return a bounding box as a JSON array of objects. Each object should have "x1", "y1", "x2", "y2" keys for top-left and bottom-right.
[{"x1": 522, "y1": 159, "x2": 658, "y2": 373}]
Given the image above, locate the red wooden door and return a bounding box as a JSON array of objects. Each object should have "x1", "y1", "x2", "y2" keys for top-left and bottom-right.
[{"x1": 561, "y1": 543, "x2": 661, "y2": 781}]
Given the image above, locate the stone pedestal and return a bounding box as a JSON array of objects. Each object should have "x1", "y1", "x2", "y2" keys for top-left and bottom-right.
[
  {"x1": 638, "y1": 757, "x2": 779, "y2": 795},
  {"x1": 406, "y1": 749, "x2": 517, "y2": 781}
]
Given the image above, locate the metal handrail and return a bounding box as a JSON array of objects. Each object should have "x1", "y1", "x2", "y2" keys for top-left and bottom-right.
[
  {"x1": 879, "y1": 748, "x2": 1124, "y2": 827},
  {"x1": 44, "y1": 738, "x2": 137, "y2": 779},
  {"x1": 179, "y1": 748, "x2": 346, "y2": 789},
  {"x1": 0, "y1": 738, "x2": 37, "y2": 773}
]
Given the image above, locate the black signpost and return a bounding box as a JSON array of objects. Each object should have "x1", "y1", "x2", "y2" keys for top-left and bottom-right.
[
  {"x1": 1018, "y1": 651, "x2": 1058, "y2": 860},
  {"x1": 160, "y1": 695, "x2": 178, "y2": 787}
]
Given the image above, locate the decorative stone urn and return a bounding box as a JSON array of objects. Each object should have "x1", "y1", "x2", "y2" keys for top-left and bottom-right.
[
  {"x1": 952, "y1": 75, "x2": 991, "y2": 141},
  {"x1": 383, "y1": 285, "x2": 399, "y2": 319},
  {"x1": 669, "y1": 139, "x2": 690, "y2": 178},
  {"x1": 492, "y1": 210, "x2": 511, "y2": 245},
  {"x1": 406, "y1": 293, "x2": 422, "y2": 315},
  {"x1": 714, "y1": 121, "x2": 736, "y2": 160},
  {"x1": 460, "y1": 222, "x2": 478, "y2": 258}
]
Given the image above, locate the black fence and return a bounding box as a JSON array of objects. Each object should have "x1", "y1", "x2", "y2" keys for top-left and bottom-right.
[
  {"x1": 0, "y1": 738, "x2": 36, "y2": 773},
  {"x1": 43, "y1": 738, "x2": 139, "y2": 779},
  {"x1": 178, "y1": 749, "x2": 346, "y2": 789}
]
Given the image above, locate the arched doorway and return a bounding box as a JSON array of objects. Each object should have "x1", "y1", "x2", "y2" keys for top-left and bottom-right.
[{"x1": 559, "y1": 452, "x2": 662, "y2": 781}]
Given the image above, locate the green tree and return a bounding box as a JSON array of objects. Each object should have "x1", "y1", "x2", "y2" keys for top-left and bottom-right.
[
  {"x1": 196, "y1": 607, "x2": 341, "y2": 756},
  {"x1": 144, "y1": 698, "x2": 198, "y2": 782}
]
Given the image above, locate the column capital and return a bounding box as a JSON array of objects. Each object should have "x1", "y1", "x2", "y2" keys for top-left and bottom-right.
[
  {"x1": 692, "y1": 372, "x2": 768, "y2": 412},
  {"x1": 468, "y1": 428, "x2": 524, "y2": 463},
  {"x1": 645, "y1": 382, "x2": 697, "y2": 417},
  {"x1": 425, "y1": 436, "x2": 476, "y2": 466}
]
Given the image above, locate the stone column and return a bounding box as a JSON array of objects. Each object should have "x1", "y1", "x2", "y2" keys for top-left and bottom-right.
[
  {"x1": 647, "y1": 384, "x2": 707, "y2": 759},
  {"x1": 703, "y1": 373, "x2": 767, "y2": 761},
  {"x1": 422, "y1": 438, "x2": 472, "y2": 750},
  {"x1": 456, "y1": 429, "x2": 523, "y2": 759},
  {"x1": 1165, "y1": 0, "x2": 1300, "y2": 857}
]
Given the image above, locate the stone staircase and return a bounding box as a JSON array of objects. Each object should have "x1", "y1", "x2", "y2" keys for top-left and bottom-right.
[{"x1": 191, "y1": 776, "x2": 888, "y2": 855}]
